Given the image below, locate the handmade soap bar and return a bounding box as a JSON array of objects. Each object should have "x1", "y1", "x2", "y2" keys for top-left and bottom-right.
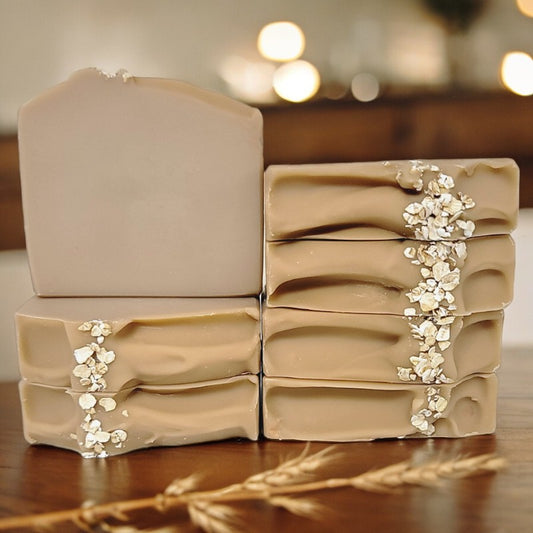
[
  {"x1": 266, "y1": 235, "x2": 515, "y2": 314},
  {"x1": 18, "y1": 68, "x2": 263, "y2": 296},
  {"x1": 20, "y1": 375, "x2": 259, "y2": 457},
  {"x1": 263, "y1": 374, "x2": 496, "y2": 441},
  {"x1": 17, "y1": 296, "x2": 260, "y2": 390},
  {"x1": 263, "y1": 308, "x2": 502, "y2": 383},
  {"x1": 265, "y1": 159, "x2": 519, "y2": 241}
]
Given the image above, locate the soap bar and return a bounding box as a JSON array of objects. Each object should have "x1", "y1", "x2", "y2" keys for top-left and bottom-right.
[
  {"x1": 18, "y1": 68, "x2": 263, "y2": 297},
  {"x1": 265, "y1": 159, "x2": 519, "y2": 241},
  {"x1": 20, "y1": 376, "x2": 259, "y2": 457},
  {"x1": 263, "y1": 374, "x2": 496, "y2": 441},
  {"x1": 263, "y1": 308, "x2": 502, "y2": 383},
  {"x1": 266, "y1": 235, "x2": 514, "y2": 314},
  {"x1": 17, "y1": 296, "x2": 260, "y2": 390}
]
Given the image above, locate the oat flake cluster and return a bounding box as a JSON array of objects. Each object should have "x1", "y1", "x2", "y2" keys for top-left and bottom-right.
[
  {"x1": 70, "y1": 319, "x2": 127, "y2": 457},
  {"x1": 410, "y1": 387, "x2": 449, "y2": 436},
  {"x1": 397, "y1": 161, "x2": 476, "y2": 436},
  {"x1": 399, "y1": 160, "x2": 475, "y2": 241},
  {"x1": 398, "y1": 240, "x2": 467, "y2": 385}
]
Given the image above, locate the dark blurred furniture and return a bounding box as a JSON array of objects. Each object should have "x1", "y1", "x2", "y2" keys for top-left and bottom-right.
[{"x1": 2, "y1": 90, "x2": 532, "y2": 250}]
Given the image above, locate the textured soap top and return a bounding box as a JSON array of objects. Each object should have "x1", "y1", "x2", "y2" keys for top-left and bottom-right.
[
  {"x1": 266, "y1": 235, "x2": 515, "y2": 315},
  {"x1": 263, "y1": 308, "x2": 502, "y2": 383},
  {"x1": 19, "y1": 68, "x2": 263, "y2": 296},
  {"x1": 263, "y1": 374, "x2": 497, "y2": 441},
  {"x1": 20, "y1": 376, "x2": 259, "y2": 457},
  {"x1": 265, "y1": 159, "x2": 519, "y2": 241},
  {"x1": 17, "y1": 296, "x2": 260, "y2": 389}
]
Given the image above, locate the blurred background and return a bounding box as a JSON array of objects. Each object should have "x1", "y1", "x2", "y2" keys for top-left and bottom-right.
[{"x1": 1, "y1": 0, "x2": 532, "y2": 380}]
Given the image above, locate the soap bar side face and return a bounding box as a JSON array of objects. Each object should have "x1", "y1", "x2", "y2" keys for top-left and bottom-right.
[
  {"x1": 20, "y1": 376, "x2": 260, "y2": 456},
  {"x1": 266, "y1": 235, "x2": 515, "y2": 314},
  {"x1": 263, "y1": 308, "x2": 502, "y2": 383},
  {"x1": 18, "y1": 69, "x2": 263, "y2": 296},
  {"x1": 265, "y1": 159, "x2": 519, "y2": 241},
  {"x1": 263, "y1": 375, "x2": 497, "y2": 441},
  {"x1": 17, "y1": 296, "x2": 260, "y2": 389}
]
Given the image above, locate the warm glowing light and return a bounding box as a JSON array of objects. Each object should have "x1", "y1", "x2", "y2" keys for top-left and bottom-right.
[
  {"x1": 516, "y1": 0, "x2": 533, "y2": 17},
  {"x1": 258, "y1": 21, "x2": 305, "y2": 62},
  {"x1": 218, "y1": 56, "x2": 276, "y2": 103},
  {"x1": 386, "y1": 26, "x2": 447, "y2": 85},
  {"x1": 501, "y1": 51, "x2": 533, "y2": 96},
  {"x1": 273, "y1": 60, "x2": 320, "y2": 102},
  {"x1": 351, "y1": 73, "x2": 380, "y2": 102}
]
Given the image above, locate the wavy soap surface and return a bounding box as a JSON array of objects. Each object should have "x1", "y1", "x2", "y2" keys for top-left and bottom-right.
[
  {"x1": 263, "y1": 308, "x2": 502, "y2": 383},
  {"x1": 266, "y1": 235, "x2": 515, "y2": 314},
  {"x1": 17, "y1": 296, "x2": 260, "y2": 390},
  {"x1": 263, "y1": 374, "x2": 497, "y2": 441},
  {"x1": 265, "y1": 159, "x2": 518, "y2": 241},
  {"x1": 20, "y1": 376, "x2": 260, "y2": 456}
]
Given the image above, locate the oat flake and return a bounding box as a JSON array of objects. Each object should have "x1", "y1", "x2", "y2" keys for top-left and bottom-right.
[
  {"x1": 73, "y1": 320, "x2": 127, "y2": 456},
  {"x1": 394, "y1": 161, "x2": 475, "y2": 435}
]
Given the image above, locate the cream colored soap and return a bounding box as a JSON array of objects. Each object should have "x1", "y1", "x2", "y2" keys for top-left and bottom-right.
[
  {"x1": 18, "y1": 68, "x2": 263, "y2": 297},
  {"x1": 263, "y1": 308, "x2": 502, "y2": 383},
  {"x1": 20, "y1": 376, "x2": 259, "y2": 457},
  {"x1": 17, "y1": 296, "x2": 260, "y2": 390},
  {"x1": 265, "y1": 159, "x2": 519, "y2": 241},
  {"x1": 263, "y1": 374, "x2": 497, "y2": 441},
  {"x1": 266, "y1": 235, "x2": 515, "y2": 315}
]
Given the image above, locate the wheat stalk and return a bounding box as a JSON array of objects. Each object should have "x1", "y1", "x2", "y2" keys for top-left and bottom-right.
[
  {"x1": 219, "y1": 443, "x2": 341, "y2": 493},
  {"x1": 0, "y1": 449, "x2": 506, "y2": 532}
]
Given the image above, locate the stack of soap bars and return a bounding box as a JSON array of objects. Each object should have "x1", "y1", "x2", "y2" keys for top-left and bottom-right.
[
  {"x1": 15, "y1": 70, "x2": 519, "y2": 456},
  {"x1": 16, "y1": 69, "x2": 263, "y2": 457},
  {"x1": 263, "y1": 160, "x2": 518, "y2": 441}
]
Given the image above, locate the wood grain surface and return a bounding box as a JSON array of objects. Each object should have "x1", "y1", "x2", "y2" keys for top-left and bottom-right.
[{"x1": 0, "y1": 348, "x2": 531, "y2": 532}]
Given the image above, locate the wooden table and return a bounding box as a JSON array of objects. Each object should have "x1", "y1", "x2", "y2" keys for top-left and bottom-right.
[{"x1": 0, "y1": 349, "x2": 531, "y2": 532}]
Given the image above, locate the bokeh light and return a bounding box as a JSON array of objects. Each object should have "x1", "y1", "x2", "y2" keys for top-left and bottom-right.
[
  {"x1": 386, "y1": 26, "x2": 448, "y2": 85},
  {"x1": 258, "y1": 21, "x2": 305, "y2": 62},
  {"x1": 272, "y1": 60, "x2": 320, "y2": 102},
  {"x1": 351, "y1": 73, "x2": 380, "y2": 102},
  {"x1": 516, "y1": 0, "x2": 533, "y2": 17},
  {"x1": 501, "y1": 51, "x2": 533, "y2": 96},
  {"x1": 218, "y1": 56, "x2": 276, "y2": 103}
]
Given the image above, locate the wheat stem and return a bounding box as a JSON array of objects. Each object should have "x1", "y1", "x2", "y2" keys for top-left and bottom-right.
[{"x1": 0, "y1": 452, "x2": 506, "y2": 531}]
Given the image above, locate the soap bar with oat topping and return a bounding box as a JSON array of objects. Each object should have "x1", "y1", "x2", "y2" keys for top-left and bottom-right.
[
  {"x1": 16, "y1": 296, "x2": 260, "y2": 390},
  {"x1": 18, "y1": 68, "x2": 263, "y2": 297},
  {"x1": 265, "y1": 159, "x2": 519, "y2": 242},
  {"x1": 20, "y1": 376, "x2": 260, "y2": 457},
  {"x1": 263, "y1": 308, "x2": 503, "y2": 383},
  {"x1": 266, "y1": 235, "x2": 515, "y2": 314},
  {"x1": 263, "y1": 374, "x2": 497, "y2": 441}
]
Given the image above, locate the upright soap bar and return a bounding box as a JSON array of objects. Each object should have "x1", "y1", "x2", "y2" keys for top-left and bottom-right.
[
  {"x1": 18, "y1": 68, "x2": 263, "y2": 296},
  {"x1": 265, "y1": 159, "x2": 519, "y2": 241},
  {"x1": 266, "y1": 235, "x2": 515, "y2": 314},
  {"x1": 20, "y1": 376, "x2": 259, "y2": 457},
  {"x1": 263, "y1": 374, "x2": 497, "y2": 441},
  {"x1": 263, "y1": 308, "x2": 502, "y2": 383},
  {"x1": 17, "y1": 296, "x2": 260, "y2": 390}
]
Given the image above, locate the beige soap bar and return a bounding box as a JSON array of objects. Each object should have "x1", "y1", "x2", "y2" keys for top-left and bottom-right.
[
  {"x1": 263, "y1": 308, "x2": 502, "y2": 383},
  {"x1": 265, "y1": 159, "x2": 519, "y2": 241},
  {"x1": 18, "y1": 68, "x2": 263, "y2": 297},
  {"x1": 263, "y1": 374, "x2": 496, "y2": 441},
  {"x1": 266, "y1": 235, "x2": 514, "y2": 314},
  {"x1": 20, "y1": 376, "x2": 259, "y2": 457},
  {"x1": 17, "y1": 296, "x2": 260, "y2": 390}
]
